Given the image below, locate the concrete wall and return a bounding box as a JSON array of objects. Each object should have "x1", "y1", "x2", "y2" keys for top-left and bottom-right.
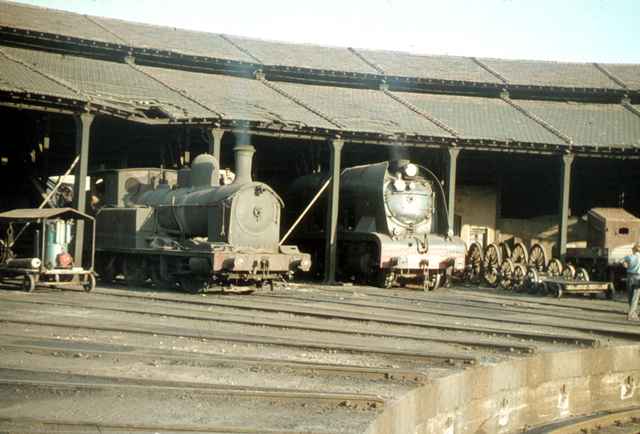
[{"x1": 367, "y1": 345, "x2": 640, "y2": 434}]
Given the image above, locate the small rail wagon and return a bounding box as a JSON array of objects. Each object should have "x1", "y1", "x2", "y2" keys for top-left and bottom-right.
[
  {"x1": 565, "y1": 208, "x2": 640, "y2": 289},
  {"x1": 0, "y1": 208, "x2": 96, "y2": 292}
]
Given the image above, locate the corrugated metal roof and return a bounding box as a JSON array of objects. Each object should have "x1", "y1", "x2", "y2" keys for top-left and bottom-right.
[
  {"x1": 357, "y1": 50, "x2": 501, "y2": 84},
  {"x1": 275, "y1": 82, "x2": 454, "y2": 137},
  {"x1": 1, "y1": 1, "x2": 637, "y2": 93},
  {"x1": 226, "y1": 36, "x2": 378, "y2": 74},
  {"x1": 603, "y1": 64, "x2": 640, "y2": 90},
  {"x1": 479, "y1": 58, "x2": 623, "y2": 89},
  {"x1": 517, "y1": 100, "x2": 640, "y2": 147},
  {"x1": 140, "y1": 65, "x2": 336, "y2": 129},
  {"x1": 0, "y1": 207, "x2": 93, "y2": 221},
  {"x1": 398, "y1": 92, "x2": 565, "y2": 145},
  {"x1": 0, "y1": 47, "x2": 85, "y2": 101},
  {"x1": 1, "y1": 45, "x2": 215, "y2": 119},
  {"x1": 0, "y1": 1, "x2": 118, "y2": 44},
  {"x1": 2, "y1": 43, "x2": 640, "y2": 150},
  {"x1": 92, "y1": 17, "x2": 256, "y2": 63}
]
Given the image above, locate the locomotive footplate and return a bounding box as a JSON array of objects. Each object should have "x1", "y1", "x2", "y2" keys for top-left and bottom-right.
[{"x1": 210, "y1": 246, "x2": 311, "y2": 275}]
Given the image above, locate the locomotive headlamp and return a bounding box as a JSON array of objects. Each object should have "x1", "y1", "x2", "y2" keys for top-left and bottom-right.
[
  {"x1": 404, "y1": 163, "x2": 418, "y2": 177},
  {"x1": 393, "y1": 179, "x2": 406, "y2": 191},
  {"x1": 407, "y1": 182, "x2": 416, "y2": 190}
]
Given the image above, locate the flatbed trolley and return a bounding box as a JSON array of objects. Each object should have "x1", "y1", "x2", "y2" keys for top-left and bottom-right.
[
  {"x1": 542, "y1": 277, "x2": 614, "y2": 299},
  {"x1": 0, "y1": 208, "x2": 96, "y2": 292}
]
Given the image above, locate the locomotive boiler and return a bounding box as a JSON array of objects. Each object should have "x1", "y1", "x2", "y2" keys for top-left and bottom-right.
[
  {"x1": 288, "y1": 159, "x2": 465, "y2": 289},
  {"x1": 93, "y1": 143, "x2": 310, "y2": 293}
]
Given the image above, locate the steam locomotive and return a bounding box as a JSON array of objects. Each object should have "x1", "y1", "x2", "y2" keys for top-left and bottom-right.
[
  {"x1": 288, "y1": 159, "x2": 466, "y2": 289},
  {"x1": 92, "y1": 144, "x2": 310, "y2": 293}
]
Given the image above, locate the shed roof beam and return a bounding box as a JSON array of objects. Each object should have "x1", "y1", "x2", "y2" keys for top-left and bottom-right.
[
  {"x1": 470, "y1": 57, "x2": 509, "y2": 84},
  {"x1": 381, "y1": 88, "x2": 460, "y2": 138},
  {"x1": 593, "y1": 63, "x2": 629, "y2": 90},
  {"x1": 500, "y1": 90, "x2": 574, "y2": 146}
]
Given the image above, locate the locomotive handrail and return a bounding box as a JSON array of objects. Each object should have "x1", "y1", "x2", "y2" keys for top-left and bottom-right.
[
  {"x1": 415, "y1": 164, "x2": 451, "y2": 237},
  {"x1": 279, "y1": 177, "x2": 332, "y2": 246}
]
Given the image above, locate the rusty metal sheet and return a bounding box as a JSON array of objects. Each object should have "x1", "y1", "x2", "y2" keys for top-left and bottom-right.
[
  {"x1": 517, "y1": 99, "x2": 640, "y2": 146},
  {"x1": 0, "y1": 208, "x2": 93, "y2": 222},
  {"x1": 274, "y1": 82, "x2": 454, "y2": 137},
  {"x1": 602, "y1": 64, "x2": 640, "y2": 90},
  {"x1": 1, "y1": 45, "x2": 214, "y2": 120},
  {"x1": 226, "y1": 36, "x2": 378, "y2": 74},
  {"x1": 91, "y1": 17, "x2": 256, "y2": 63},
  {"x1": 141, "y1": 65, "x2": 336, "y2": 129},
  {"x1": 479, "y1": 57, "x2": 623, "y2": 89},
  {"x1": 0, "y1": 1, "x2": 118, "y2": 44},
  {"x1": 357, "y1": 49, "x2": 501, "y2": 84},
  {"x1": 398, "y1": 91, "x2": 565, "y2": 145}
]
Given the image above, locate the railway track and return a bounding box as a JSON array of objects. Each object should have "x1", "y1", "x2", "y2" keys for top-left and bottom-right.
[
  {"x1": 0, "y1": 334, "x2": 428, "y2": 383},
  {"x1": 0, "y1": 283, "x2": 638, "y2": 433},
  {"x1": 0, "y1": 293, "x2": 539, "y2": 355},
  {"x1": 45, "y1": 286, "x2": 603, "y2": 347},
  {"x1": 526, "y1": 407, "x2": 640, "y2": 433}
]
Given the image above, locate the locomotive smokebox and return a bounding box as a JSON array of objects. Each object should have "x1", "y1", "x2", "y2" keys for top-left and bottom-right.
[
  {"x1": 233, "y1": 143, "x2": 255, "y2": 184},
  {"x1": 389, "y1": 159, "x2": 410, "y2": 174}
]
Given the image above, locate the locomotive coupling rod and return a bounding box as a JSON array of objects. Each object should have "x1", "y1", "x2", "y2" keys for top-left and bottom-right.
[
  {"x1": 9, "y1": 155, "x2": 80, "y2": 248},
  {"x1": 279, "y1": 177, "x2": 332, "y2": 246}
]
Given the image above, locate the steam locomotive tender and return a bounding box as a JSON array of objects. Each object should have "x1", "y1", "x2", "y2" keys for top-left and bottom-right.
[
  {"x1": 93, "y1": 144, "x2": 311, "y2": 293},
  {"x1": 289, "y1": 160, "x2": 465, "y2": 289}
]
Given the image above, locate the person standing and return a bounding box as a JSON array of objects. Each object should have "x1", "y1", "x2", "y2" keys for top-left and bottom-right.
[{"x1": 622, "y1": 243, "x2": 640, "y2": 321}]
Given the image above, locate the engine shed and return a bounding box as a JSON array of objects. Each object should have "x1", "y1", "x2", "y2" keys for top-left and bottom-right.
[{"x1": 1, "y1": 0, "x2": 640, "y2": 283}]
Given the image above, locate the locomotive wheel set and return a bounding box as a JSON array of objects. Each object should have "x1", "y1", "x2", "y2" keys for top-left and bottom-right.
[{"x1": 464, "y1": 241, "x2": 615, "y2": 298}]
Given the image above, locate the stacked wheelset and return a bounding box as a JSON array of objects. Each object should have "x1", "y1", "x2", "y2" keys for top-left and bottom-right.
[{"x1": 464, "y1": 241, "x2": 591, "y2": 293}]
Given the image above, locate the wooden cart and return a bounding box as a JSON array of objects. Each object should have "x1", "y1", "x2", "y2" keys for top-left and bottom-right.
[{"x1": 0, "y1": 208, "x2": 96, "y2": 292}]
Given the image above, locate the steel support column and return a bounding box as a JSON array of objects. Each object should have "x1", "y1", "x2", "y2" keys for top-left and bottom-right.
[
  {"x1": 446, "y1": 147, "x2": 460, "y2": 236},
  {"x1": 324, "y1": 138, "x2": 344, "y2": 284},
  {"x1": 72, "y1": 113, "x2": 94, "y2": 267},
  {"x1": 207, "y1": 128, "x2": 225, "y2": 166},
  {"x1": 557, "y1": 153, "x2": 574, "y2": 258}
]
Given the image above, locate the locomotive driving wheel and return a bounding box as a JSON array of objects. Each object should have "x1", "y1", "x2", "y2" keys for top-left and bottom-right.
[
  {"x1": 512, "y1": 263, "x2": 527, "y2": 291},
  {"x1": 465, "y1": 242, "x2": 483, "y2": 283},
  {"x1": 528, "y1": 243, "x2": 547, "y2": 272},
  {"x1": 525, "y1": 266, "x2": 541, "y2": 293},
  {"x1": 547, "y1": 258, "x2": 563, "y2": 277},
  {"x1": 498, "y1": 258, "x2": 515, "y2": 290},
  {"x1": 124, "y1": 256, "x2": 147, "y2": 287},
  {"x1": 575, "y1": 267, "x2": 590, "y2": 282},
  {"x1": 22, "y1": 274, "x2": 36, "y2": 292},
  {"x1": 510, "y1": 242, "x2": 529, "y2": 265},
  {"x1": 377, "y1": 270, "x2": 396, "y2": 289},
  {"x1": 562, "y1": 264, "x2": 576, "y2": 280},
  {"x1": 423, "y1": 271, "x2": 441, "y2": 292},
  {"x1": 482, "y1": 243, "x2": 501, "y2": 287},
  {"x1": 499, "y1": 242, "x2": 511, "y2": 263},
  {"x1": 178, "y1": 277, "x2": 208, "y2": 294}
]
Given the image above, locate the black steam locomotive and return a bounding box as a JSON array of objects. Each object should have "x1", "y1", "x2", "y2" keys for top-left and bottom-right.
[
  {"x1": 288, "y1": 159, "x2": 466, "y2": 289},
  {"x1": 92, "y1": 144, "x2": 310, "y2": 293}
]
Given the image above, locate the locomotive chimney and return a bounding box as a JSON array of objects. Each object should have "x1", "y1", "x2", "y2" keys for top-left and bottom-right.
[{"x1": 233, "y1": 143, "x2": 255, "y2": 184}]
